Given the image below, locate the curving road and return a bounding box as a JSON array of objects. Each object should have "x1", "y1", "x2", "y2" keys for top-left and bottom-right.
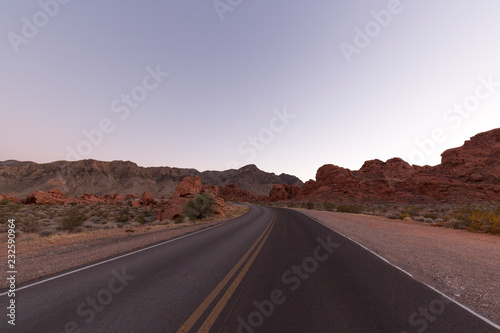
[{"x1": 1, "y1": 205, "x2": 498, "y2": 332}]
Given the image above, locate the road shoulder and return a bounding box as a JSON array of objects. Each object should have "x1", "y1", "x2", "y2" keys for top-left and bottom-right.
[
  {"x1": 294, "y1": 208, "x2": 500, "y2": 326},
  {"x1": 0, "y1": 205, "x2": 251, "y2": 289}
]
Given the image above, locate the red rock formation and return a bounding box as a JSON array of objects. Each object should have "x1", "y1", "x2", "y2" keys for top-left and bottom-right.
[
  {"x1": 156, "y1": 197, "x2": 189, "y2": 221},
  {"x1": 157, "y1": 176, "x2": 227, "y2": 221},
  {"x1": 25, "y1": 189, "x2": 68, "y2": 205},
  {"x1": 139, "y1": 191, "x2": 156, "y2": 205},
  {"x1": 201, "y1": 185, "x2": 219, "y2": 197},
  {"x1": 217, "y1": 184, "x2": 257, "y2": 202},
  {"x1": 174, "y1": 176, "x2": 202, "y2": 198},
  {"x1": 266, "y1": 128, "x2": 500, "y2": 204},
  {"x1": 0, "y1": 193, "x2": 21, "y2": 203},
  {"x1": 268, "y1": 184, "x2": 302, "y2": 201}
]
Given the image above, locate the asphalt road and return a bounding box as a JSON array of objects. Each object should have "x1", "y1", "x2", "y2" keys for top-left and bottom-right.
[{"x1": 1, "y1": 205, "x2": 498, "y2": 332}]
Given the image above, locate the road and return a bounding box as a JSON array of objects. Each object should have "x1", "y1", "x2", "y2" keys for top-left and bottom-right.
[{"x1": 1, "y1": 205, "x2": 498, "y2": 332}]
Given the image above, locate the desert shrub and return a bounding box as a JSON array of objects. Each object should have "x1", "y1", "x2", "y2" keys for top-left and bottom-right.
[
  {"x1": 38, "y1": 227, "x2": 58, "y2": 237},
  {"x1": 445, "y1": 206, "x2": 500, "y2": 234},
  {"x1": 19, "y1": 219, "x2": 39, "y2": 233},
  {"x1": 135, "y1": 214, "x2": 147, "y2": 225},
  {"x1": 323, "y1": 202, "x2": 336, "y2": 211},
  {"x1": 423, "y1": 212, "x2": 439, "y2": 220},
  {"x1": 400, "y1": 206, "x2": 420, "y2": 217},
  {"x1": 182, "y1": 193, "x2": 215, "y2": 220},
  {"x1": 399, "y1": 213, "x2": 411, "y2": 220},
  {"x1": 62, "y1": 207, "x2": 86, "y2": 231},
  {"x1": 0, "y1": 197, "x2": 10, "y2": 205},
  {"x1": 337, "y1": 204, "x2": 364, "y2": 214},
  {"x1": 143, "y1": 209, "x2": 155, "y2": 217},
  {"x1": 116, "y1": 207, "x2": 132, "y2": 223},
  {"x1": 306, "y1": 202, "x2": 315, "y2": 210}
]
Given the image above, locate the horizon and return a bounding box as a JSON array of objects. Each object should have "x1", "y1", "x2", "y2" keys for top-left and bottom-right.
[
  {"x1": 2, "y1": 1, "x2": 500, "y2": 182},
  {"x1": 3, "y1": 125, "x2": 494, "y2": 183}
]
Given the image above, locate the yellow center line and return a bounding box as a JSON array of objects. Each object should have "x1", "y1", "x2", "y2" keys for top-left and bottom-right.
[
  {"x1": 196, "y1": 217, "x2": 275, "y2": 333},
  {"x1": 176, "y1": 214, "x2": 276, "y2": 333}
]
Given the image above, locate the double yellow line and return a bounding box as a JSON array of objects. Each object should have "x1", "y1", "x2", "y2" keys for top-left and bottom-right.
[{"x1": 177, "y1": 214, "x2": 276, "y2": 333}]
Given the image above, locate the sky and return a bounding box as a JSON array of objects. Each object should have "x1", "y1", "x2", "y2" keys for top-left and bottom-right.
[{"x1": 1, "y1": 0, "x2": 499, "y2": 182}]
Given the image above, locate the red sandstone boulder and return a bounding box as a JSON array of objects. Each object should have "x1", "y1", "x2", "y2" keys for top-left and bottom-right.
[
  {"x1": 217, "y1": 184, "x2": 257, "y2": 201},
  {"x1": 139, "y1": 191, "x2": 156, "y2": 205},
  {"x1": 103, "y1": 193, "x2": 124, "y2": 203},
  {"x1": 202, "y1": 185, "x2": 219, "y2": 197},
  {"x1": 0, "y1": 193, "x2": 21, "y2": 203},
  {"x1": 25, "y1": 189, "x2": 68, "y2": 205},
  {"x1": 213, "y1": 196, "x2": 226, "y2": 217},
  {"x1": 174, "y1": 176, "x2": 202, "y2": 198},
  {"x1": 125, "y1": 194, "x2": 138, "y2": 201},
  {"x1": 156, "y1": 196, "x2": 189, "y2": 221},
  {"x1": 79, "y1": 194, "x2": 105, "y2": 204},
  {"x1": 268, "y1": 184, "x2": 303, "y2": 201}
]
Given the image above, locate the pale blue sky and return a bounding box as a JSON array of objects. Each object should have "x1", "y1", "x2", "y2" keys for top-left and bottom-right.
[{"x1": 1, "y1": 0, "x2": 499, "y2": 182}]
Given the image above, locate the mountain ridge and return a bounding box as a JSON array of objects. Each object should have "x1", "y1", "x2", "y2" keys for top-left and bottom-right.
[{"x1": 0, "y1": 160, "x2": 303, "y2": 198}]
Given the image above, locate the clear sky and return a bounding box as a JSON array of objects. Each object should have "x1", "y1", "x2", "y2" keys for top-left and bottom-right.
[{"x1": 1, "y1": 0, "x2": 499, "y2": 182}]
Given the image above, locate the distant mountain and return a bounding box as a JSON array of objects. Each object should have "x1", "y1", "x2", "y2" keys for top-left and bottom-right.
[{"x1": 0, "y1": 160, "x2": 303, "y2": 198}]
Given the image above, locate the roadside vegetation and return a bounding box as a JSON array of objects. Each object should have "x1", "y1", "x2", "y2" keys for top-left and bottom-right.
[
  {"x1": 0, "y1": 198, "x2": 250, "y2": 241},
  {"x1": 0, "y1": 202, "x2": 158, "y2": 238},
  {"x1": 254, "y1": 200, "x2": 500, "y2": 235},
  {"x1": 182, "y1": 193, "x2": 215, "y2": 220}
]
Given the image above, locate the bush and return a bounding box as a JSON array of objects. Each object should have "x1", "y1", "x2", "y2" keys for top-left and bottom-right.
[
  {"x1": 62, "y1": 207, "x2": 86, "y2": 231},
  {"x1": 322, "y1": 202, "x2": 336, "y2": 211},
  {"x1": 182, "y1": 193, "x2": 215, "y2": 220},
  {"x1": 116, "y1": 207, "x2": 131, "y2": 223},
  {"x1": 400, "y1": 206, "x2": 420, "y2": 217},
  {"x1": 0, "y1": 197, "x2": 10, "y2": 205},
  {"x1": 445, "y1": 206, "x2": 500, "y2": 234},
  {"x1": 19, "y1": 219, "x2": 39, "y2": 233},
  {"x1": 337, "y1": 204, "x2": 364, "y2": 214},
  {"x1": 135, "y1": 214, "x2": 147, "y2": 225},
  {"x1": 306, "y1": 202, "x2": 315, "y2": 210},
  {"x1": 423, "y1": 212, "x2": 439, "y2": 220}
]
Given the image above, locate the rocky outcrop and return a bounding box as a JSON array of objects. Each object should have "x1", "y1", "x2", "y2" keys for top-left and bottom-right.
[
  {"x1": 157, "y1": 176, "x2": 227, "y2": 221},
  {"x1": 267, "y1": 128, "x2": 500, "y2": 204},
  {"x1": 217, "y1": 184, "x2": 259, "y2": 202},
  {"x1": 139, "y1": 191, "x2": 156, "y2": 205},
  {"x1": 156, "y1": 197, "x2": 189, "y2": 221},
  {"x1": 25, "y1": 189, "x2": 68, "y2": 205},
  {"x1": 0, "y1": 193, "x2": 21, "y2": 203},
  {"x1": 174, "y1": 177, "x2": 202, "y2": 198}
]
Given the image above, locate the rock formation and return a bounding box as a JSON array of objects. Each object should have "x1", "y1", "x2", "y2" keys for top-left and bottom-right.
[
  {"x1": 156, "y1": 176, "x2": 227, "y2": 221},
  {"x1": 267, "y1": 128, "x2": 500, "y2": 204}
]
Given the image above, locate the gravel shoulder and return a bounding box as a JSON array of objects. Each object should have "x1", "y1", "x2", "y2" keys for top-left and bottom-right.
[
  {"x1": 0, "y1": 205, "x2": 250, "y2": 290},
  {"x1": 295, "y1": 208, "x2": 500, "y2": 326}
]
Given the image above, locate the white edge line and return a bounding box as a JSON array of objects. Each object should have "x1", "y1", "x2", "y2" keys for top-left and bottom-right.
[
  {"x1": 293, "y1": 208, "x2": 500, "y2": 331},
  {"x1": 0, "y1": 206, "x2": 254, "y2": 297}
]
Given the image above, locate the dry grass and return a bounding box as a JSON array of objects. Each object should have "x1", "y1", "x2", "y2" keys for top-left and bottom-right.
[
  {"x1": 257, "y1": 200, "x2": 499, "y2": 235},
  {"x1": 0, "y1": 202, "x2": 250, "y2": 242}
]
